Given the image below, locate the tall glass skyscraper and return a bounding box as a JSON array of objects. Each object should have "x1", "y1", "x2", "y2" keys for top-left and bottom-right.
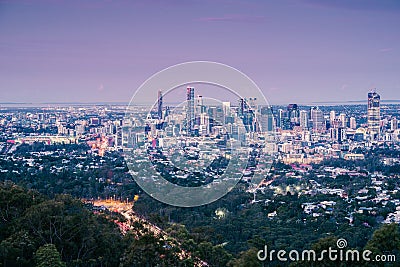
[
  {"x1": 287, "y1": 103, "x2": 299, "y2": 129},
  {"x1": 300, "y1": 110, "x2": 309, "y2": 130},
  {"x1": 367, "y1": 91, "x2": 380, "y2": 139},
  {"x1": 157, "y1": 90, "x2": 163, "y2": 120},
  {"x1": 311, "y1": 106, "x2": 324, "y2": 132},
  {"x1": 186, "y1": 87, "x2": 195, "y2": 135}
]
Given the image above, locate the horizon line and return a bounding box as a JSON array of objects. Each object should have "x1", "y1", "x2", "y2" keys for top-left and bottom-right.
[{"x1": 1, "y1": 99, "x2": 400, "y2": 107}]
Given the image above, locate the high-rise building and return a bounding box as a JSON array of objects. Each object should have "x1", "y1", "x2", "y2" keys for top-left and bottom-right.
[
  {"x1": 299, "y1": 110, "x2": 309, "y2": 130},
  {"x1": 186, "y1": 87, "x2": 195, "y2": 135},
  {"x1": 330, "y1": 127, "x2": 346, "y2": 143},
  {"x1": 392, "y1": 117, "x2": 398, "y2": 131},
  {"x1": 311, "y1": 107, "x2": 324, "y2": 132},
  {"x1": 196, "y1": 95, "x2": 204, "y2": 114},
  {"x1": 350, "y1": 117, "x2": 357, "y2": 129},
  {"x1": 367, "y1": 91, "x2": 380, "y2": 139},
  {"x1": 331, "y1": 118, "x2": 341, "y2": 129},
  {"x1": 238, "y1": 98, "x2": 245, "y2": 117},
  {"x1": 222, "y1": 102, "x2": 231, "y2": 124},
  {"x1": 287, "y1": 104, "x2": 299, "y2": 129},
  {"x1": 238, "y1": 98, "x2": 255, "y2": 131},
  {"x1": 339, "y1": 113, "x2": 347, "y2": 128},
  {"x1": 199, "y1": 113, "x2": 209, "y2": 135},
  {"x1": 276, "y1": 109, "x2": 285, "y2": 128},
  {"x1": 222, "y1": 101, "x2": 231, "y2": 116},
  {"x1": 330, "y1": 110, "x2": 336, "y2": 124},
  {"x1": 157, "y1": 90, "x2": 163, "y2": 120},
  {"x1": 259, "y1": 107, "x2": 274, "y2": 132},
  {"x1": 248, "y1": 98, "x2": 257, "y2": 110}
]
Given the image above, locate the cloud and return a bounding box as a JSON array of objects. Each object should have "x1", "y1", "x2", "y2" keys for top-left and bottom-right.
[
  {"x1": 197, "y1": 14, "x2": 265, "y2": 23},
  {"x1": 379, "y1": 48, "x2": 393, "y2": 53}
]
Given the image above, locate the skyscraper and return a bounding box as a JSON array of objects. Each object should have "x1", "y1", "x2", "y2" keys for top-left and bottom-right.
[
  {"x1": 186, "y1": 87, "x2": 195, "y2": 135},
  {"x1": 157, "y1": 90, "x2": 163, "y2": 120},
  {"x1": 238, "y1": 98, "x2": 245, "y2": 117},
  {"x1": 196, "y1": 95, "x2": 204, "y2": 114},
  {"x1": 222, "y1": 101, "x2": 231, "y2": 124},
  {"x1": 238, "y1": 98, "x2": 255, "y2": 131},
  {"x1": 311, "y1": 106, "x2": 324, "y2": 132},
  {"x1": 259, "y1": 106, "x2": 274, "y2": 132},
  {"x1": 367, "y1": 91, "x2": 380, "y2": 139},
  {"x1": 339, "y1": 113, "x2": 347, "y2": 128},
  {"x1": 350, "y1": 117, "x2": 357, "y2": 129},
  {"x1": 248, "y1": 98, "x2": 257, "y2": 109},
  {"x1": 329, "y1": 110, "x2": 336, "y2": 124},
  {"x1": 287, "y1": 104, "x2": 299, "y2": 129},
  {"x1": 391, "y1": 117, "x2": 398, "y2": 131},
  {"x1": 300, "y1": 110, "x2": 309, "y2": 130},
  {"x1": 276, "y1": 109, "x2": 285, "y2": 128}
]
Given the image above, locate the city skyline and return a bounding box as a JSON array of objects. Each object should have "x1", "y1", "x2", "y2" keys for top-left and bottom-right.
[
  {"x1": 1, "y1": 1, "x2": 400, "y2": 265},
  {"x1": 1, "y1": 0, "x2": 400, "y2": 104}
]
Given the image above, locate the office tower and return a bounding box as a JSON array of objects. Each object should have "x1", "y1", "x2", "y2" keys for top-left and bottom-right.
[
  {"x1": 186, "y1": 87, "x2": 195, "y2": 135},
  {"x1": 214, "y1": 106, "x2": 224, "y2": 126},
  {"x1": 287, "y1": 104, "x2": 299, "y2": 128},
  {"x1": 238, "y1": 98, "x2": 245, "y2": 117},
  {"x1": 330, "y1": 110, "x2": 336, "y2": 124},
  {"x1": 350, "y1": 117, "x2": 357, "y2": 129},
  {"x1": 208, "y1": 106, "x2": 217, "y2": 119},
  {"x1": 311, "y1": 106, "x2": 324, "y2": 132},
  {"x1": 367, "y1": 91, "x2": 380, "y2": 139},
  {"x1": 238, "y1": 98, "x2": 255, "y2": 131},
  {"x1": 392, "y1": 117, "x2": 398, "y2": 131},
  {"x1": 196, "y1": 95, "x2": 204, "y2": 114},
  {"x1": 222, "y1": 101, "x2": 231, "y2": 124},
  {"x1": 157, "y1": 90, "x2": 163, "y2": 120},
  {"x1": 339, "y1": 113, "x2": 347, "y2": 128},
  {"x1": 222, "y1": 102, "x2": 231, "y2": 115},
  {"x1": 287, "y1": 104, "x2": 298, "y2": 116},
  {"x1": 338, "y1": 128, "x2": 346, "y2": 143},
  {"x1": 164, "y1": 106, "x2": 170, "y2": 118},
  {"x1": 331, "y1": 118, "x2": 341, "y2": 129},
  {"x1": 276, "y1": 109, "x2": 284, "y2": 128},
  {"x1": 259, "y1": 107, "x2": 274, "y2": 132},
  {"x1": 199, "y1": 113, "x2": 210, "y2": 135},
  {"x1": 248, "y1": 98, "x2": 257, "y2": 110},
  {"x1": 300, "y1": 110, "x2": 309, "y2": 130},
  {"x1": 330, "y1": 127, "x2": 346, "y2": 143}
]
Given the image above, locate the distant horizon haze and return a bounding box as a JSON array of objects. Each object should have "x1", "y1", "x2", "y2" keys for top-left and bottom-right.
[{"x1": 0, "y1": 0, "x2": 399, "y2": 103}]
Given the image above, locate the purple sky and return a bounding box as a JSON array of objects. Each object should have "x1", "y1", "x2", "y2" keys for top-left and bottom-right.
[{"x1": 0, "y1": 0, "x2": 399, "y2": 104}]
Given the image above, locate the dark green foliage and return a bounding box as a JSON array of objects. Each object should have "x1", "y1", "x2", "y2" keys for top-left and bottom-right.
[
  {"x1": 120, "y1": 232, "x2": 185, "y2": 267},
  {"x1": 0, "y1": 183, "x2": 199, "y2": 267},
  {"x1": 35, "y1": 244, "x2": 66, "y2": 267},
  {"x1": 365, "y1": 223, "x2": 400, "y2": 266},
  {"x1": 228, "y1": 248, "x2": 261, "y2": 267},
  {"x1": 0, "y1": 183, "x2": 125, "y2": 266}
]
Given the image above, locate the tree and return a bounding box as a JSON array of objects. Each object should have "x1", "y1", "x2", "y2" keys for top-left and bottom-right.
[
  {"x1": 193, "y1": 241, "x2": 233, "y2": 267},
  {"x1": 35, "y1": 244, "x2": 66, "y2": 267},
  {"x1": 365, "y1": 223, "x2": 400, "y2": 256},
  {"x1": 228, "y1": 247, "x2": 261, "y2": 267},
  {"x1": 120, "y1": 232, "x2": 183, "y2": 267}
]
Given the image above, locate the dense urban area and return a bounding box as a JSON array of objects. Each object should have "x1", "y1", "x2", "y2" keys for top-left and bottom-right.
[{"x1": 1, "y1": 90, "x2": 400, "y2": 266}]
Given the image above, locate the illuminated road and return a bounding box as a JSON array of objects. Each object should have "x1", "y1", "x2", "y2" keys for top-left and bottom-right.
[{"x1": 87, "y1": 199, "x2": 208, "y2": 266}]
